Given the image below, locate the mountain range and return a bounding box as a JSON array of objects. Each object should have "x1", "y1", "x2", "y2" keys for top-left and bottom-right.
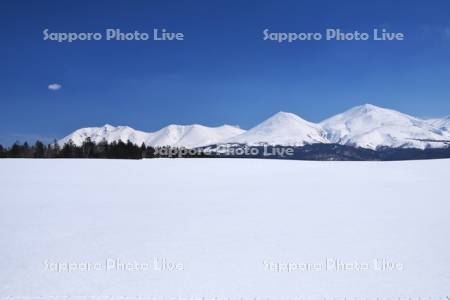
[
  {"x1": 58, "y1": 124, "x2": 245, "y2": 148},
  {"x1": 59, "y1": 104, "x2": 450, "y2": 150}
]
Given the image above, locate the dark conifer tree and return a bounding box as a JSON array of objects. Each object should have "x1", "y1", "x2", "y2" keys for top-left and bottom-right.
[
  {"x1": 9, "y1": 142, "x2": 23, "y2": 158},
  {"x1": 82, "y1": 137, "x2": 95, "y2": 158},
  {"x1": 34, "y1": 141, "x2": 46, "y2": 158},
  {"x1": 0, "y1": 144, "x2": 6, "y2": 158},
  {"x1": 46, "y1": 139, "x2": 61, "y2": 158},
  {"x1": 61, "y1": 139, "x2": 76, "y2": 158},
  {"x1": 23, "y1": 142, "x2": 32, "y2": 158}
]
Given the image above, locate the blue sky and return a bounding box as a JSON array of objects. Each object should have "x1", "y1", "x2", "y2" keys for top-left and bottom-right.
[{"x1": 1, "y1": 0, "x2": 450, "y2": 145}]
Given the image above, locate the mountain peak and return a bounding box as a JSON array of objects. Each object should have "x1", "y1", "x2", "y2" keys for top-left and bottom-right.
[
  {"x1": 272, "y1": 111, "x2": 298, "y2": 118},
  {"x1": 274, "y1": 111, "x2": 290, "y2": 115},
  {"x1": 225, "y1": 111, "x2": 328, "y2": 146},
  {"x1": 351, "y1": 103, "x2": 384, "y2": 113},
  {"x1": 321, "y1": 104, "x2": 447, "y2": 149},
  {"x1": 361, "y1": 103, "x2": 378, "y2": 108},
  {"x1": 101, "y1": 124, "x2": 116, "y2": 130},
  {"x1": 266, "y1": 111, "x2": 310, "y2": 124}
]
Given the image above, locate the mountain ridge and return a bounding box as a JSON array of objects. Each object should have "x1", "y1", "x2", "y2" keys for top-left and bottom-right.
[
  {"x1": 59, "y1": 124, "x2": 245, "y2": 148},
  {"x1": 59, "y1": 104, "x2": 450, "y2": 149}
]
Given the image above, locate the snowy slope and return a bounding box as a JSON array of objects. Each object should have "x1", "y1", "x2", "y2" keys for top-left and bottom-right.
[
  {"x1": 1, "y1": 158, "x2": 450, "y2": 298},
  {"x1": 321, "y1": 104, "x2": 448, "y2": 149},
  {"x1": 59, "y1": 124, "x2": 245, "y2": 148},
  {"x1": 426, "y1": 116, "x2": 450, "y2": 133},
  {"x1": 225, "y1": 111, "x2": 328, "y2": 146}
]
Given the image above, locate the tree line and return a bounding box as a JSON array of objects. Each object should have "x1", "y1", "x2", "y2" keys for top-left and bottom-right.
[
  {"x1": 0, "y1": 138, "x2": 209, "y2": 159},
  {"x1": 3, "y1": 138, "x2": 448, "y2": 161}
]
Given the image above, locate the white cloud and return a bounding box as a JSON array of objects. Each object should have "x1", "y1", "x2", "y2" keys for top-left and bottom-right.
[{"x1": 48, "y1": 83, "x2": 62, "y2": 91}]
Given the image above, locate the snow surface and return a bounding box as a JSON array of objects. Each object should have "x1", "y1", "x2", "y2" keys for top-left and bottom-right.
[
  {"x1": 1, "y1": 158, "x2": 450, "y2": 299},
  {"x1": 58, "y1": 104, "x2": 450, "y2": 150}
]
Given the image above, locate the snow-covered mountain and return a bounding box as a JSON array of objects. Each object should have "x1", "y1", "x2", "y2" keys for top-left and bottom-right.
[
  {"x1": 224, "y1": 111, "x2": 328, "y2": 146},
  {"x1": 59, "y1": 124, "x2": 245, "y2": 148},
  {"x1": 59, "y1": 104, "x2": 450, "y2": 149},
  {"x1": 321, "y1": 104, "x2": 448, "y2": 149},
  {"x1": 148, "y1": 124, "x2": 246, "y2": 148},
  {"x1": 58, "y1": 124, "x2": 149, "y2": 146},
  {"x1": 426, "y1": 116, "x2": 450, "y2": 133}
]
